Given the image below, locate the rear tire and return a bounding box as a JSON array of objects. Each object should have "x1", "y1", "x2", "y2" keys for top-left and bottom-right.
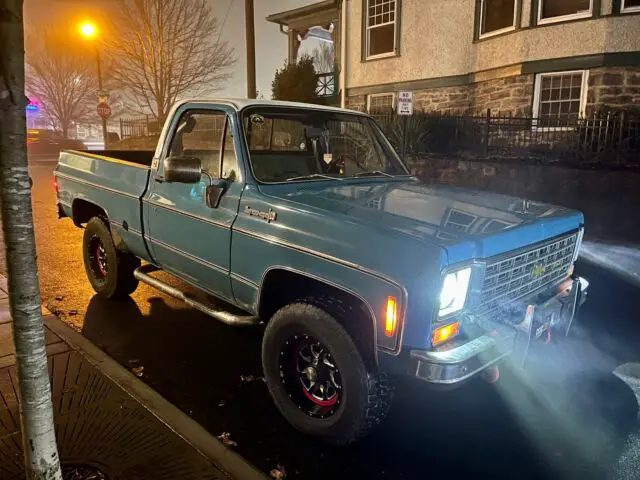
[
  {"x1": 262, "y1": 300, "x2": 393, "y2": 445},
  {"x1": 82, "y1": 217, "x2": 140, "y2": 299}
]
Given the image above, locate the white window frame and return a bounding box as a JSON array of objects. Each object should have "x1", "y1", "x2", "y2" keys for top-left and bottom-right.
[
  {"x1": 537, "y1": 0, "x2": 593, "y2": 25},
  {"x1": 532, "y1": 70, "x2": 589, "y2": 131},
  {"x1": 367, "y1": 92, "x2": 396, "y2": 113},
  {"x1": 622, "y1": 0, "x2": 640, "y2": 13},
  {"x1": 365, "y1": 0, "x2": 398, "y2": 60},
  {"x1": 478, "y1": 0, "x2": 518, "y2": 39}
]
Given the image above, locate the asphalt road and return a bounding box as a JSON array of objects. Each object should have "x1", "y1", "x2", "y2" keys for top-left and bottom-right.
[{"x1": 1, "y1": 157, "x2": 639, "y2": 479}]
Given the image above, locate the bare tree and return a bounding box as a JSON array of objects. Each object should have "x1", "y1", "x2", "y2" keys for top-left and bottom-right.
[
  {"x1": 311, "y1": 42, "x2": 335, "y2": 74},
  {"x1": 107, "y1": 0, "x2": 236, "y2": 123},
  {"x1": 0, "y1": 1, "x2": 62, "y2": 478},
  {"x1": 25, "y1": 27, "x2": 98, "y2": 139}
]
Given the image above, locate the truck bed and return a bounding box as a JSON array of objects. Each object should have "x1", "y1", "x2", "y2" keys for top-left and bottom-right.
[
  {"x1": 55, "y1": 149, "x2": 153, "y2": 262},
  {"x1": 69, "y1": 149, "x2": 155, "y2": 167}
]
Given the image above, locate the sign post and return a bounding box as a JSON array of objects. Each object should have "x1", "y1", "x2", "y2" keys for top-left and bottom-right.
[{"x1": 397, "y1": 91, "x2": 413, "y2": 160}]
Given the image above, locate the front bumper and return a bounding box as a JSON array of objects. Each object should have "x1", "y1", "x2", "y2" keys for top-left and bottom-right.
[{"x1": 408, "y1": 275, "x2": 588, "y2": 385}]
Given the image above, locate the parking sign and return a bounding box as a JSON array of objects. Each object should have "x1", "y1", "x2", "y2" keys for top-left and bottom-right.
[{"x1": 397, "y1": 91, "x2": 413, "y2": 115}]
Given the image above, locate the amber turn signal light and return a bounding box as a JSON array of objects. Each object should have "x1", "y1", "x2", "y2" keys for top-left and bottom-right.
[
  {"x1": 432, "y1": 321, "x2": 461, "y2": 346},
  {"x1": 384, "y1": 296, "x2": 398, "y2": 337}
]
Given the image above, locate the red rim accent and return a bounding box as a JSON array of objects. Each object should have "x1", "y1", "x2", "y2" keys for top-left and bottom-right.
[
  {"x1": 301, "y1": 388, "x2": 338, "y2": 407},
  {"x1": 96, "y1": 244, "x2": 107, "y2": 276}
]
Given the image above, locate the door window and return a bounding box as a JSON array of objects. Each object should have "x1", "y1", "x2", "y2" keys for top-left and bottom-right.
[{"x1": 168, "y1": 111, "x2": 226, "y2": 177}]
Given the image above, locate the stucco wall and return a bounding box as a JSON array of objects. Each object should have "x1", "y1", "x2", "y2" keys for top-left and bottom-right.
[
  {"x1": 415, "y1": 157, "x2": 640, "y2": 243},
  {"x1": 345, "y1": 0, "x2": 640, "y2": 90}
]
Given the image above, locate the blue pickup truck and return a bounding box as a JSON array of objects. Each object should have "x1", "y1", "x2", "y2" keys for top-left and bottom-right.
[{"x1": 55, "y1": 99, "x2": 588, "y2": 445}]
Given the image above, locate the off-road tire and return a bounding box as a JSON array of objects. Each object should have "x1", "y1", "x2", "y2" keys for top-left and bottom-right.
[
  {"x1": 262, "y1": 298, "x2": 393, "y2": 445},
  {"x1": 82, "y1": 217, "x2": 140, "y2": 299}
]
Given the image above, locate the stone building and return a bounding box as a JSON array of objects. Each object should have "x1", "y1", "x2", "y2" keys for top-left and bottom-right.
[{"x1": 267, "y1": 0, "x2": 640, "y2": 120}]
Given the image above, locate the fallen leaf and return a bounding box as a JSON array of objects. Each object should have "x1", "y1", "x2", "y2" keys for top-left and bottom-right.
[
  {"x1": 270, "y1": 464, "x2": 286, "y2": 479},
  {"x1": 131, "y1": 366, "x2": 144, "y2": 377},
  {"x1": 217, "y1": 432, "x2": 238, "y2": 447}
]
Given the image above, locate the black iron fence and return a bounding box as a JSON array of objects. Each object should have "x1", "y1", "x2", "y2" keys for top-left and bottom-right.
[
  {"x1": 372, "y1": 109, "x2": 640, "y2": 165},
  {"x1": 119, "y1": 115, "x2": 162, "y2": 140}
]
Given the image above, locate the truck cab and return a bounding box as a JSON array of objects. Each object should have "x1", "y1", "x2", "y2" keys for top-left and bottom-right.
[{"x1": 55, "y1": 99, "x2": 588, "y2": 445}]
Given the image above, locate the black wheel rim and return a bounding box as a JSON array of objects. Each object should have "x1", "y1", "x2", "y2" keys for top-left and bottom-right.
[
  {"x1": 279, "y1": 334, "x2": 343, "y2": 419},
  {"x1": 88, "y1": 236, "x2": 109, "y2": 279}
]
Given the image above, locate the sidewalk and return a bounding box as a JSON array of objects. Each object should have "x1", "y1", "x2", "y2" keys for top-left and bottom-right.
[{"x1": 0, "y1": 276, "x2": 265, "y2": 480}]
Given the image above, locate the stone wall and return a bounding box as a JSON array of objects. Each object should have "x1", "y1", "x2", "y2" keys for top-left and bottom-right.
[
  {"x1": 348, "y1": 73, "x2": 535, "y2": 116},
  {"x1": 413, "y1": 85, "x2": 472, "y2": 114},
  {"x1": 471, "y1": 75, "x2": 535, "y2": 116},
  {"x1": 415, "y1": 157, "x2": 640, "y2": 244},
  {"x1": 587, "y1": 67, "x2": 640, "y2": 114},
  {"x1": 346, "y1": 95, "x2": 366, "y2": 112}
]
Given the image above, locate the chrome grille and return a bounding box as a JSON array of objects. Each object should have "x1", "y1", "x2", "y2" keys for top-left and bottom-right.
[{"x1": 477, "y1": 233, "x2": 578, "y2": 314}]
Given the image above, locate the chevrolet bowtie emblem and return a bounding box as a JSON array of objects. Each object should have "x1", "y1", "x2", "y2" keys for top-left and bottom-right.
[{"x1": 532, "y1": 263, "x2": 545, "y2": 278}]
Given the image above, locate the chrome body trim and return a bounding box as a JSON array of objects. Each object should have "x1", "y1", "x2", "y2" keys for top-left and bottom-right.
[
  {"x1": 257, "y1": 265, "x2": 381, "y2": 365},
  {"x1": 230, "y1": 272, "x2": 259, "y2": 288},
  {"x1": 55, "y1": 172, "x2": 141, "y2": 199},
  {"x1": 146, "y1": 200, "x2": 232, "y2": 229},
  {"x1": 234, "y1": 227, "x2": 409, "y2": 355},
  {"x1": 410, "y1": 275, "x2": 588, "y2": 385},
  {"x1": 146, "y1": 235, "x2": 229, "y2": 275}
]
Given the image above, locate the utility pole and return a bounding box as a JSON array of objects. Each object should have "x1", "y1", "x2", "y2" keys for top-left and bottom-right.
[
  {"x1": 95, "y1": 48, "x2": 108, "y2": 148},
  {"x1": 245, "y1": 0, "x2": 256, "y2": 99}
]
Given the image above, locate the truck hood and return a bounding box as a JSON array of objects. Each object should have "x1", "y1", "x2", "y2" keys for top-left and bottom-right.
[{"x1": 264, "y1": 180, "x2": 584, "y2": 262}]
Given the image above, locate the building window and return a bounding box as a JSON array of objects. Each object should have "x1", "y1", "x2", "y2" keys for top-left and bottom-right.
[
  {"x1": 538, "y1": 0, "x2": 592, "y2": 24},
  {"x1": 479, "y1": 0, "x2": 517, "y2": 38},
  {"x1": 365, "y1": 0, "x2": 398, "y2": 59},
  {"x1": 622, "y1": 0, "x2": 640, "y2": 13},
  {"x1": 533, "y1": 71, "x2": 588, "y2": 127},
  {"x1": 367, "y1": 93, "x2": 395, "y2": 114}
]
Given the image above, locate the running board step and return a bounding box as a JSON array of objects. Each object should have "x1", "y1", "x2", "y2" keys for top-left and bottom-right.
[{"x1": 134, "y1": 264, "x2": 260, "y2": 327}]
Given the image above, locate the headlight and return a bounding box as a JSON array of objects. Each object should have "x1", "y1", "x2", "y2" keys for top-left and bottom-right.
[{"x1": 439, "y1": 268, "x2": 471, "y2": 317}]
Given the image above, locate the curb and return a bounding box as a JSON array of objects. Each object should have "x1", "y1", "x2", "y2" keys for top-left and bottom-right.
[
  {"x1": 45, "y1": 316, "x2": 268, "y2": 480},
  {"x1": 0, "y1": 273, "x2": 266, "y2": 480}
]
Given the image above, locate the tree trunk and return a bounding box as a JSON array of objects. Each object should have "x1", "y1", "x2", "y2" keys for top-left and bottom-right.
[{"x1": 0, "y1": 1, "x2": 62, "y2": 479}]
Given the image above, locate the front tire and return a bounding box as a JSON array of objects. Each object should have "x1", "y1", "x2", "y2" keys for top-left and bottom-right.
[
  {"x1": 262, "y1": 300, "x2": 393, "y2": 445},
  {"x1": 82, "y1": 217, "x2": 140, "y2": 299}
]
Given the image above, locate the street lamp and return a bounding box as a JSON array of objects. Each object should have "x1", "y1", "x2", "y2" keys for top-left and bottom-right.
[{"x1": 79, "y1": 21, "x2": 108, "y2": 148}]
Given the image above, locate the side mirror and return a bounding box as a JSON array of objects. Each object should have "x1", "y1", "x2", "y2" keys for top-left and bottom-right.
[{"x1": 163, "y1": 156, "x2": 202, "y2": 183}]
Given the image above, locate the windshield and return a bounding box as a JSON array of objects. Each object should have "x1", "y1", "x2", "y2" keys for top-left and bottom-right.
[{"x1": 241, "y1": 107, "x2": 408, "y2": 183}]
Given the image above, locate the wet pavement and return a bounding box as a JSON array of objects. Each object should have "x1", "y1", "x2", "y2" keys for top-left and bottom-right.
[{"x1": 1, "y1": 157, "x2": 638, "y2": 479}]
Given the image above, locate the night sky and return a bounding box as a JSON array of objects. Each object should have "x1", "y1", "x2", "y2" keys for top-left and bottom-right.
[{"x1": 24, "y1": 0, "x2": 316, "y2": 99}]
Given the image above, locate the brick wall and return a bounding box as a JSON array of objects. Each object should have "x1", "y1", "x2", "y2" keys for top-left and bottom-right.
[{"x1": 587, "y1": 67, "x2": 640, "y2": 113}]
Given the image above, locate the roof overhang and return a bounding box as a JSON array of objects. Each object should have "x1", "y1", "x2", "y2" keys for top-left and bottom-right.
[{"x1": 266, "y1": 0, "x2": 339, "y2": 30}]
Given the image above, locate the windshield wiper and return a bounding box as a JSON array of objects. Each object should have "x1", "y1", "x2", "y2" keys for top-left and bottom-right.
[
  {"x1": 354, "y1": 170, "x2": 394, "y2": 178},
  {"x1": 286, "y1": 174, "x2": 344, "y2": 182}
]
